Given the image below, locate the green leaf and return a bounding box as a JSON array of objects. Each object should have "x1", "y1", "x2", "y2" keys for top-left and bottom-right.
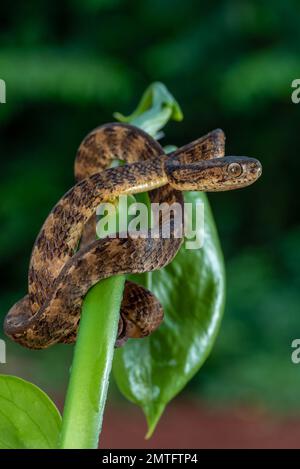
[
  {"x1": 112, "y1": 83, "x2": 225, "y2": 436},
  {"x1": 114, "y1": 82, "x2": 183, "y2": 139},
  {"x1": 0, "y1": 375, "x2": 62, "y2": 449},
  {"x1": 113, "y1": 191, "x2": 225, "y2": 436}
]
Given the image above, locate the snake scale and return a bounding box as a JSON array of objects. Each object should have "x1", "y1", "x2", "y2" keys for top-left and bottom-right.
[{"x1": 4, "y1": 123, "x2": 262, "y2": 349}]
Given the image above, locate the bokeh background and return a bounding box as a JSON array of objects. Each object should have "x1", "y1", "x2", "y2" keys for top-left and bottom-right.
[{"x1": 0, "y1": 0, "x2": 300, "y2": 448}]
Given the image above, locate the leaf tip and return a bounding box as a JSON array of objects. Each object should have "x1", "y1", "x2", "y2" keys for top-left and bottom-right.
[{"x1": 144, "y1": 404, "x2": 166, "y2": 440}]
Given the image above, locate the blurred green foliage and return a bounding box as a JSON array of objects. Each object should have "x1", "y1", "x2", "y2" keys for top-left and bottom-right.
[{"x1": 0, "y1": 0, "x2": 299, "y2": 412}]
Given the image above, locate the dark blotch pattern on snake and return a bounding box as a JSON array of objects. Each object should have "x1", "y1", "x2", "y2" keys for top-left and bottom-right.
[{"x1": 4, "y1": 123, "x2": 262, "y2": 349}]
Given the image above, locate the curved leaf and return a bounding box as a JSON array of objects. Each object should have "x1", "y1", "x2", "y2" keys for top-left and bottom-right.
[
  {"x1": 114, "y1": 82, "x2": 183, "y2": 139},
  {"x1": 0, "y1": 375, "x2": 61, "y2": 449},
  {"x1": 113, "y1": 191, "x2": 225, "y2": 436}
]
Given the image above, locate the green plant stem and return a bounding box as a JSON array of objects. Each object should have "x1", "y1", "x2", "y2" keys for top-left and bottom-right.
[
  {"x1": 59, "y1": 83, "x2": 181, "y2": 448},
  {"x1": 59, "y1": 276, "x2": 125, "y2": 449}
]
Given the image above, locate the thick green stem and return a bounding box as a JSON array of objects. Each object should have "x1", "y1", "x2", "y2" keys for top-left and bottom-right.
[
  {"x1": 59, "y1": 276, "x2": 125, "y2": 449},
  {"x1": 59, "y1": 83, "x2": 182, "y2": 449}
]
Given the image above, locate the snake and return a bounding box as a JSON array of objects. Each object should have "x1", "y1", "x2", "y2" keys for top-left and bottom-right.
[{"x1": 4, "y1": 123, "x2": 262, "y2": 349}]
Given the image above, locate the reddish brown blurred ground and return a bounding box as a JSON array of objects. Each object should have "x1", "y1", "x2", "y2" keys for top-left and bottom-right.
[{"x1": 99, "y1": 400, "x2": 300, "y2": 449}]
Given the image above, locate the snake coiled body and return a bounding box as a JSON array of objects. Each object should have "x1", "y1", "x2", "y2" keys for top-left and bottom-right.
[{"x1": 4, "y1": 123, "x2": 262, "y2": 349}]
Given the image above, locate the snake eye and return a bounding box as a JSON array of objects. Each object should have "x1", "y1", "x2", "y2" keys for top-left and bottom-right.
[{"x1": 228, "y1": 162, "x2": 242, "y2": 178}]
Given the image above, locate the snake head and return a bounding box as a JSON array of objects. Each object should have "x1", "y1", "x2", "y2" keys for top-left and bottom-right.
[{"x1": 165, "y1": 156, "x2": 262, "y2": 191}]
